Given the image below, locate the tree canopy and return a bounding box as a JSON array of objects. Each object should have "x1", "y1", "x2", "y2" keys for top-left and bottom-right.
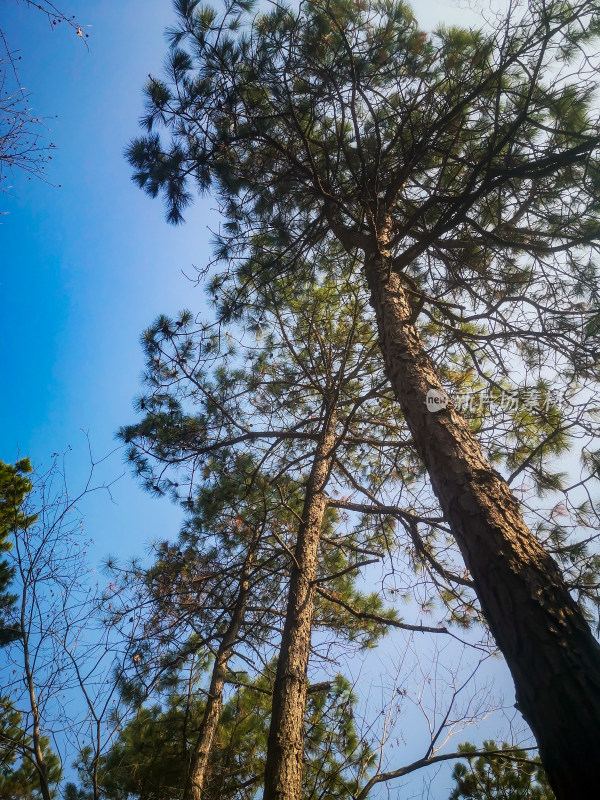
[{"x1": 126, "y1": 0, "x2": 600, "y2": 796}]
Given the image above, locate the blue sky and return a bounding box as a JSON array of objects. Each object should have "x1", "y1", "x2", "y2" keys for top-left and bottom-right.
[{"x1": 0, "y1": 0, "x2": 223, "y2": 562}]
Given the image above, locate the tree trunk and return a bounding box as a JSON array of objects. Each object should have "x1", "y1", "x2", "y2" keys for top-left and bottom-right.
[
  {"x1": 92, "y1": 720, "x2": 101, "y2": 800},
  {"x1": 184, "y1": 540, "x2": 258, "y2": 800},
  {"x1": 363, "y1": 244, "x2": 600, "y2": 799},
  {"x1": 20, "y1": 581, "x2": 52, "y2": 800},
  {"x1": 263, "y1": 408, "x2": 337, "y2": 800}
]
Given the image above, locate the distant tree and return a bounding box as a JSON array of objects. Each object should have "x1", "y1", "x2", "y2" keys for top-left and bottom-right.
[
  {"x1": 112, "y1": 455, "x2": 398, "y2": 800},
  {"x1": 0, "y1": 459, "x2": 34, "y2": 644},
  {"x1": 0, "y1": 459, "x2": 63, "y2": 799},
  {"x1": 449, "y1": 741, "x2": 554, "y2": 800},
  {"x1": 0, "y1": 455, "x2": 126, "y2": 800},
  {"x1": 64, "y1": 785, "x2": 92, "y2": 800},
  {"x1": 79, "y1": 671, "x2": 367, "y2": 800},
  {"x1": 0, "y1": 695, "x2": 61, "y2": 799}
]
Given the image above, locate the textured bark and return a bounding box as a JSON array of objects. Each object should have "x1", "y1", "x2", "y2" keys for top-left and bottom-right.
[
  {"x1": 184, "y1": 542, "x2": 257, "y2": 800},
  {"x1": 364, "y1": 243, "x2": 600, "y2": 799},
  {"x1": 263, "y1": 409, "x2": 337, "y2": 800}
]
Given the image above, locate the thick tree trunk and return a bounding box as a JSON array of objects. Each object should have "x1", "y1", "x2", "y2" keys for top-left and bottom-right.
[
  {"x1": 363, "y1": 245, "x2": 600, "y2": 799},
  {"x1": 184, "y1": 543, "x2": 256, "y2": 800},
  {"x1": 263, "y1": 409, "x2": 337, "y2": 800}
]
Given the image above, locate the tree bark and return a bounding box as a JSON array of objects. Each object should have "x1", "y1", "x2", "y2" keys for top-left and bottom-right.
[
  {"x1": 363, "y1": 243, "x2": 600, "y2": 799},
  {"x1": 184, "y1": 539, "x2": 258, "y2": 800},
  {"x1": 263, "y1": 408, "x2": 337, "y2": 800}
]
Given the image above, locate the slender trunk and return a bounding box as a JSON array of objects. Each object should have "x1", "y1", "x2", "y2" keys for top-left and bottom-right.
[
  {"x1": 364, "y1": 245, "x2": 600, "y2": 799},
  {"x1": 27, "y1": 675, "x2": 51, "y2": 800},
  {"x1": 92, "y1": 720, "x2": 101, "y2": 800},
  {"x1": 21, "y1": 590, "x2": 51, "y2": 800},
  {"x1": 263, "y1": 408, "x2": 337, "y2": 800},
  {"x1": 184, "y1": 538, "x2": 258, "y2": 800}
]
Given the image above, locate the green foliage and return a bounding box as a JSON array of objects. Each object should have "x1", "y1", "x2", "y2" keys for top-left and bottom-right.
[
  {"x1": 450, "y1": 742, "x2": 554, "y2": 800},
  {"x1": 0, "y1": 696, "x2": 61, "y2": 799},
  {"x1": 126, "y1": 0, "x2": 600, "y2": 570},
  {"x1": 81, "y1": 672, "x2": 371, "y2": 800},
  {"x1": 117, "y1": 254, "x2": 435, "y2": 653},
  {"x1": 0, "y1": 459, "x2": 36, "y2": 644}
]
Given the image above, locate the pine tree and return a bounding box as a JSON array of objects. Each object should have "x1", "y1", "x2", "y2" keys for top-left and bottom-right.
[
  {"x1": 118, "y1": 257, "x2": 461, "y2": 799},
  {"x1": 77, "y1": 671, "x2": 369, "y2": 800},
  {"x1": 108, "y1": 460, "x2": 386, "y2": 800},
  {"x1": 449, "y1": 741, "x2": 554, "y2": 800},
  {"x1": 127, "y1": 1, "x2": 600, "y2": 794},
  {"x1": 0, "y1": 696, "x2": 61, "y2": 800},
  {"x1": 0, "y1": 459, "x2": 35, "y2": 645}
]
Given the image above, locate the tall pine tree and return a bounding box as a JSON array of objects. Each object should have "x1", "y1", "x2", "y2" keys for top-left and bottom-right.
[
  {"x1": 119, "y1": 258, "x2": 447, "y2": 799},
  {"x1": 127, "y1": 1, "x2": 600, "y2": 794}
]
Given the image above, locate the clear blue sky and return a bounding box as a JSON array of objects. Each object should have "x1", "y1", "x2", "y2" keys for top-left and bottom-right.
[{"x1": 0, "y1": 0, "x2": 224, "y2": 562}]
